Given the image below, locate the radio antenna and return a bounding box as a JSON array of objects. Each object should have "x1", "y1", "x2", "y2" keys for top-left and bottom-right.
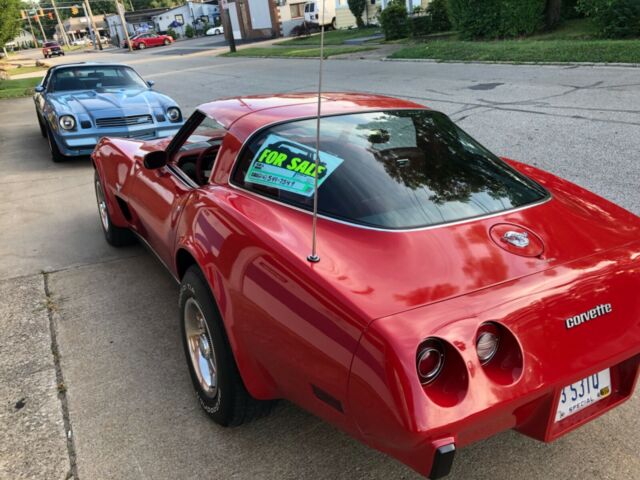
[{"x1": 307, "y1": 0, "x2": 326, "y2": 263}]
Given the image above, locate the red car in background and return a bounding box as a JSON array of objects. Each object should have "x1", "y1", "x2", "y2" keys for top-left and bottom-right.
[
  {"x1": 91, "y1": 93, "x2": 640, "y2": 478},
  {"x1": 124, "y1": 33, "x2": 174, "y2": 50},
  {"x1": 42, "y1": 41, "x2": 64, "y2": 58}
]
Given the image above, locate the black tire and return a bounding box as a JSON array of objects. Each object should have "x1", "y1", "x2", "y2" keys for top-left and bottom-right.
[
  {"x1": 44, "y1": 54, "x2": 48, "y2": 59},
  {"x1": 46, "y1": 125, "x2": 66, "y2": 163},
  {"x1": 179, "y1": 266, "x2": 274, "y2": 426},
  {"x1": 94, "y1": 170, "x2": 136, "y2": 247},
  {"x1": 37, "y1": 113, "x2": 47, "y2": 138},
  {"x1": 331, "y1": 17, "x2": 337, "y2": 30}
]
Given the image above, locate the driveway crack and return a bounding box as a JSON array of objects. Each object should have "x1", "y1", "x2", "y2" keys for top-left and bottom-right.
[{"x1": 43, "y1": 272, "x2": 79, "y2": 480}]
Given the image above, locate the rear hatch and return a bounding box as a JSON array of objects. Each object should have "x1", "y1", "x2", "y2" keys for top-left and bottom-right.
[{"x1": 298, "y1": 162, "x2": 640, "y2": 320}]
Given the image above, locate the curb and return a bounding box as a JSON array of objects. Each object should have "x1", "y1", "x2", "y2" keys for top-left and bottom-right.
[{"x1": 380, "y1": 57, "x2": 640, "y2": 68}]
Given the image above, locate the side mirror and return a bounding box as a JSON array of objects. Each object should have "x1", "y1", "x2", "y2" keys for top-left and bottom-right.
[
  {"x1": 143, "y1": 150, "x2": 168, "y2": 169},
  {"x1": 147, "y1": 80, "x2": 155, "y2": 88},
  {"x1": 34, "y1": 85, "x2": 45, "y2": 93}
]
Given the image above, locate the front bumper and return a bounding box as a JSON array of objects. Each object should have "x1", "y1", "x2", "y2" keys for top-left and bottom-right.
[{"x1": 53, "y1": 123, "x2": 181, "y2": 156}]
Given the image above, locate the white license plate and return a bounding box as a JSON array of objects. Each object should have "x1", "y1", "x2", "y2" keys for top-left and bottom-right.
[{"x1": 555, "y1": 369, "x2": 611, "y2": 422}]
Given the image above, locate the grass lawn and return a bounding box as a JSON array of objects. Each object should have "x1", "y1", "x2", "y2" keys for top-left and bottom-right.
[
  {"x1": 223, "y1": 45, "x2": 376, "y2": 58},
  {"x1": 6, "y1": 66, "x2": 46, "y2": 76},
  {"x1": 0, "y1": 77, "x2": 41, "y2": 100},
  {"x1": 391, "y1": 19, "x2": 640, "y2": 63},
  {"x1": 390, "y1": 39, "x2": 640, "y2": 63},
  {"x1": 280, "y1": 27, "x2": 382, "y2": 46}
]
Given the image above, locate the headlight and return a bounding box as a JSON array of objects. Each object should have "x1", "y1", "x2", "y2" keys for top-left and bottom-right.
[
  {"x1": 59, "y1": 115, "x2": 76, "y2": 131},
  {"x1": 166, "y1": 107, "x2": 181, "y2": 122}
]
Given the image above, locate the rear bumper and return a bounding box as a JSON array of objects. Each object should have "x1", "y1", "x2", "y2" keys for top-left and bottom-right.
[
  {"x1": 53, "y1": 124, "x2": 181, "y2": 156},
  {"x1": 348, "y1": 242, "x2": 640, "y2": 477}
]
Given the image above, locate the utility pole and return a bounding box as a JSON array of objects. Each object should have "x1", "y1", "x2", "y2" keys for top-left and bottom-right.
[
  {"x1": 80, "y1": 1, "x2": 96, "y2": 48},
  {"x1": 50, "y1": 0, "x2": 71, "y2": 47},
  {"x1": 34, "y1": 12, "x2": 48, "y2": 42},
  {"x1": 83, "y1": 0, "x2": 103, "y2": 50},
  {"x1": 221, "y1": 0, "x2": 236, "y2": 53},
  {"x1": 117, "y1": 1, "x2": 133, "y2": 52},
  {"x1": 25, "y1": 14, "x2": 38, "y2": 48}
]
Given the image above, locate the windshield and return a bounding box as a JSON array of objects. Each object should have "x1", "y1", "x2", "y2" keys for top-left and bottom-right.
[
  {"x1": 233, "y1": 110, "x2": 548, "y2": 229},
  {"x1": 49, "y1": 66, "x2": 149, "y2": 92}
]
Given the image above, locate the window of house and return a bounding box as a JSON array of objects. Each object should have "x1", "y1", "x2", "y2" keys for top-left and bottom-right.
[{"x1": 290, "y1": 3, "x2": 305, "y2": 18}]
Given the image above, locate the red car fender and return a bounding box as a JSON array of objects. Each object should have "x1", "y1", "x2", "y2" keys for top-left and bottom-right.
[
  {"x1": 92, "y1": 139, "x2": 135, "y2": 228},
  {"x1": 173, "y1": 197, "x2": 281, "y2": 400}
]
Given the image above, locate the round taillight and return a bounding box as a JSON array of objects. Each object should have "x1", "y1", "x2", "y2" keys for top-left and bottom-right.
[
  {"x1": 476, "y1": 323, "x2": 500, "y2": 365},
  {"x1": 417, "y1": 340, "x2": 445, "y2": 385}
]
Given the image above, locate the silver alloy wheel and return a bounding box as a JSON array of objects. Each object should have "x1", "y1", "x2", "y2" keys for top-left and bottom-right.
[
  {"x1": 138, "y1": 42, "x2": 146, "y2": 49},
  {"x1": 184, "y1": 298, "x2": 218, "y2": 396},
  {"x1": 95, "y1": 179, "x2": 110, "y2": 231}
]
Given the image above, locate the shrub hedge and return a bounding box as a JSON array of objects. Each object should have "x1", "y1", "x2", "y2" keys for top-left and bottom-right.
[
  {"x1": 446, "y1": 0, "x2": 545, "y2": 39},
  {"x1": 577, "y1": 0, "x2": 640, "y2": 38},
  {"x1": 380, "y1": 1, "x2": 410, "y2": 40}
]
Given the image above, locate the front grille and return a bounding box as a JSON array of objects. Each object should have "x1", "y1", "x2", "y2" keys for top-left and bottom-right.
[{"x1": 95, "y1": 114, "x2": 153, "y2": 128}]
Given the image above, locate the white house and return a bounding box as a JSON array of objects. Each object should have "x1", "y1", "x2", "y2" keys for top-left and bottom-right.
[
  {"x1": 277, "y1": 0, "x2": 307, "y2": 36},
  {"x1": 152, "y1": 2, "x2": 221, "y2": 36},
  {"x1": 5, "y1": 29, "x2": 36, "y2": 49},
  {"x1": 335, "y1": 0, "x2": 430, "y2": 29}
]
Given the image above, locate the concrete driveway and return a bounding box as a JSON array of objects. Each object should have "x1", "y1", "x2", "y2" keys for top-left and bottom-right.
[{"x1": 1, "y1": 49, "x2": 639, "y2": 480}]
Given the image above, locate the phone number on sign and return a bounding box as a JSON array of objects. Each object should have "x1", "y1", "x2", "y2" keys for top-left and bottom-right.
[{"x1": 250, "y1": 172, "x2": 298, "y2": 189}]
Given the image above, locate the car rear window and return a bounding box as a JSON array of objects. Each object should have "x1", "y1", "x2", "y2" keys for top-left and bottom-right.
[{"x1": 232, "y1": 110, "x2": 548, "y2": 229}]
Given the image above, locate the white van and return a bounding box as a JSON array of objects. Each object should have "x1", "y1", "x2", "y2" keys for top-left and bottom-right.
[{"x1": 304, "y1": 1, "x2": 336, "y2": 29}]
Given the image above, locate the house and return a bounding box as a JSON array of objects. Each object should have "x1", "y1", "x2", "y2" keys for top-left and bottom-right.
[
  {"x1": 276, "y1": 0, "x2": 307, "y2": 36},
  {"x1": 55, "y1": 15, "x2": 108, "y2": 43},
  {"x1": 336, "y1": 0, "x2": 430, "y2": 29},
  {"x1": 152, "y1": 1, "x2": 221, "y2": 37},
  {"x1": 4, "y1": 29, "x2": 36, "y2": 49},
  {"x1": 224, "y1": 0, "x2": 280, "y2": 40},
  {"x1": 105, "y1": 8, "x2": 170, "y2": 46}
]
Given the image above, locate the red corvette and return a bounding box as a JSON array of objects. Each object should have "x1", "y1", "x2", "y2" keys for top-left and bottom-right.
[{"x1": 91, "y1": 93, "x2": 640, "y2": 478}]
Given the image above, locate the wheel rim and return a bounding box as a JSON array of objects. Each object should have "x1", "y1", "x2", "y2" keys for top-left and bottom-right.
[
  {"x1": 184, "y1": 298, "x2": 218, "y2": 396},
  {"x1": 95, "y1": 179, "x2": 109, "y2": 231}
]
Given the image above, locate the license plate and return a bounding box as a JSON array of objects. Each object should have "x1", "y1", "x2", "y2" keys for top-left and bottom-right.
[{"x1": 555, "y1": 369, "x2": 611, "y2": 422}]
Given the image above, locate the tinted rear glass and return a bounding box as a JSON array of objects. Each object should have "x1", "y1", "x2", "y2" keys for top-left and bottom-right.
[{"x1": 232, "y1": 110, "x2": 548, "y2": 229}]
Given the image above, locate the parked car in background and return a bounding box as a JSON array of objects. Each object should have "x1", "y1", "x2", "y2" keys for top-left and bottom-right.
[
  {"x1": 42, "y1": 41, "x2": 64, "y2": 58},
  {"x1": 71, "y1": 38, "x2": 89, "y2": 46},
  {"x1": 92, "y1": 92, "x2": 640, "y2": 479},
  {"x1": 205, "y1": 25, "x2": 224, "y2": 35},
  {"x1": 304, "y1": 1, "x2": 336, "y2": 29},
  {"x1": 124, "y1": 33, "x2": 174, "y2": 50},
  {"x1": 33, "y1": 62, "x2": 184, "y2": 162}
]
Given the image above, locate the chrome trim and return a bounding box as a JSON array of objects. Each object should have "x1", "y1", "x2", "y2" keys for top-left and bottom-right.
[
  {"x1": 227, "y1": 182, "x2": 552, "y2": 233},
  {"x1": 167, "y1": 164, "x2": 198, "y2": 189},
  {"x1": 225, "y1": 108, "x2": 552, "y2": 233}
]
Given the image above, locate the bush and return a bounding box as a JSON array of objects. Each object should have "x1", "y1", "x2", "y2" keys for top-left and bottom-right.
[
  {"x1": 427, "y1": 0, "x2": 451, "y2": 32},
  {"x1": 577, "y1": 0, "x2": 640, "y2": 38},
  {"x1": 447, "y1": 0, "x2": 545, "y2": 39},
  {"x1": 411, "y1": 16, "x2": 432, "y2": 36},
  {"x1": 348, "y1": 0, "x2": 367, "y2": 28},
  {"x1": 185, "y1": 25, "x2": 195, "y2": 38},
  {"x1": 380, "y1": 0, "x2": 410, "y2": 40},
  {"x1": 167, "y1": 28, "x2": 178, "y2": 39}
]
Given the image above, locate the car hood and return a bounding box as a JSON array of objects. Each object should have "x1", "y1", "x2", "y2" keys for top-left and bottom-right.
[
  {"x1": 228, "y1": 160, "x2": 640, "y2": 321},
  {"x1": 48, "y1": 88, "x2": 176, "y2": 119}
]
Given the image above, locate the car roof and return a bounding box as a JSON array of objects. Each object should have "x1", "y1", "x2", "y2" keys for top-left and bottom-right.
[
  {"x1": 49, "y1": 62, "x2": 136, "y2": 72},
  {"x1": 197, "y1": 93, "x2": 427, "y2": 133}
]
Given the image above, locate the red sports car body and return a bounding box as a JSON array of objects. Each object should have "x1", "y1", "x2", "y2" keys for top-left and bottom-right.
[
  {"x1": 125, "y1": 33, "x2": 174, "y2": 49},
  {"x1": 92, "y1": 93, "x2": 640, "y2": 478}
]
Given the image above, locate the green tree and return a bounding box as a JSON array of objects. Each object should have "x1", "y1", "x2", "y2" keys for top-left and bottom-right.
[
  {"x1": 0, "y1": 0, "x2": 22, "y2": 47},
  {"x1": 348, "y1": 0, "x2": 366, "y2": 28}
]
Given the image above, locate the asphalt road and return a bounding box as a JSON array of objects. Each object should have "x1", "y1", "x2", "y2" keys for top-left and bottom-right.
[{"x1": 1, "y1": 45, "x2": 639, "y2": 480}]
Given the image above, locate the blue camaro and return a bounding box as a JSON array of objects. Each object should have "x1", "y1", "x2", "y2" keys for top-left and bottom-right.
[{"x1": 34, "y1": 63, "x2": 184, "y2": 162}]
